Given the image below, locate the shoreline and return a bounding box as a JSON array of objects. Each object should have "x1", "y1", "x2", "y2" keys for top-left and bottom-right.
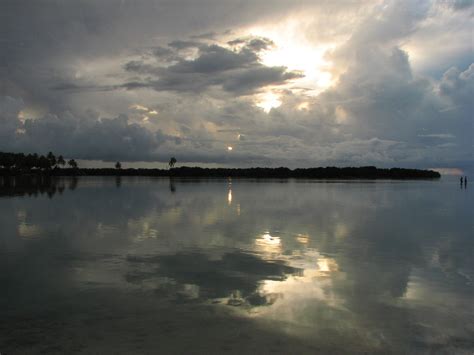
[{"x1": 0, "y1": 166, "x2": 441, "y2": 179}]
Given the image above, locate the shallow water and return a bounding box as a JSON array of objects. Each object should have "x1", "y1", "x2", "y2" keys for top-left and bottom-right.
[{"x1": 0, "y1": 176, "x2": 472, "y2": 354}]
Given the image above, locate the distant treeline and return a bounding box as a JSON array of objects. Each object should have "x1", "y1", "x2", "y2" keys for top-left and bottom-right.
[
  {"x1": 0, "y1": 151, "x2": 440, "y2": 179},
  {"x1": 0, "y1": 151, "x2": 78, "y2": 171},
  {"x1": 168, "y1": 166, "x2": 441, "y2": 179}
]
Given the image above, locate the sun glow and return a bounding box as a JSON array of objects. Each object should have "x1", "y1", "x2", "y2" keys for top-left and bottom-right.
[
  {"x1": 256, "y1": 91, "x2": 282, "y2": 113},
  {"x1": 248, "y1": 19, "x2": 335, "y2": 96},
  {"x1": 259, "y1": 44, "x2": 328, "y2": 89},
  {"x1": 297, "y1": 102, "x2": 310, "y2": 111}
]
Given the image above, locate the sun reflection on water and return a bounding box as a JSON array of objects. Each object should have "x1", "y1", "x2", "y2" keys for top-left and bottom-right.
[{"x1": 254, "y1": 232, "x2": 282, "y2": 255}]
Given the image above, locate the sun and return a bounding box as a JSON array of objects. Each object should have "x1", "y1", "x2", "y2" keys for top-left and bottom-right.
[
  {"x1": 245, "y1": 19, "x2": 335, "y2": 112},
  {"x1": 258, "y1": 40, "x2": 330, "y2": 92},
  {"x1": 256, "y1": 91, "x2": 282, "y2": 113}
]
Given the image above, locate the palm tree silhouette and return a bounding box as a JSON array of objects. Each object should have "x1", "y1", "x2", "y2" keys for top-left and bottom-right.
[
  {"x1": 68, "y1": 159, "x2": 78, "y2": 169},
  {"x1": 57, "y1": 155, "x2": 66, "y2": 168},
  {"x1": 169, "y1": 157, "x2": 177, "y2": 168},
  {"x1": 47, "y1": 152, "x2": 56, "y2": 168}
]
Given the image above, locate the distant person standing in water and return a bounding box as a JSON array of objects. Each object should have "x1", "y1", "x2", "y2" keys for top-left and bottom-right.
[
  {"x1": 460, "y1": 176, "x2": 463, "y2": 186},
  {"x1": 465, "y1": 176, "x2": 467, "y2": 187}
]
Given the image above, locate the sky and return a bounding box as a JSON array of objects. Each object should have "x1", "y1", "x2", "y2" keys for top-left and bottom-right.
[{"x1": 0, "y1": 0, "x2": 472, "y2": 171}]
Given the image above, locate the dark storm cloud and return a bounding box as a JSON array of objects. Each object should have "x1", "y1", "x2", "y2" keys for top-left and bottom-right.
[
  {"x1": 247, "y1": 38, "x2": 275, "y2": 51},
  {"x1": 167, "y1": 44, "x2": 259, "y2": 73},
  {"x1": 0, "y1": 99, "x2": 173, "y2": 161},
  {"x1": 123, "y1": 41, "x2": 302, "y2": 94},
  {"x1": 228, "y1": 37, "x2": 275, "y2": 51},
  {"x1": 51, "y1": 38, "x2": 300, "y2": 95},
  {"x1": 153, "y1": 46, "x2": 177, "y2": 60},
  {"x1": 167, "y1": 40, "x2": 203, "y2": 50},
  {"x1": 191, "y1": 32, "x2": 218, "y2": 40},
  {"x1": 221, "y1": 66, "x2": 302, "y2": 94}
]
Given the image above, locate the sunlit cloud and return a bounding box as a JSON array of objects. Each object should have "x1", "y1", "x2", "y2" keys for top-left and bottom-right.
[
  {"x1": 255, "y1": 91, "x2": 282, "y2": 112},
  {"x1": 296, "y1": 102, "x2": 309, "y2": 111},
  {"x1": 247, "y1": 17, "x2": 336, "y2": 95}
]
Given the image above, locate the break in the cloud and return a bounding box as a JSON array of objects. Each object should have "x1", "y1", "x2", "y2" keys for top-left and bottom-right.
[{"x1": 0, "y1": 0, "x2": 472, "y2": 171}]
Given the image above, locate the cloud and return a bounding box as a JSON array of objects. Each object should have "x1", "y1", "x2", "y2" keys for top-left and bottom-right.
[
  {"x1": 0, "y1": 96, "x2": 24, "y2": 145},
  {"x1": 418, "y1": 133, "x2": 455, "y2": 139},
  {"x1": 168, "y1": 44, "x2": 259, "y2": 73},
  {"x1": 167, "y1": 40, "x2": 203, "y2": 50},
  {"x1": 228, "y1": 37, "x2": 275, "y2": 51},
  {"x1": 443, "y1": 0, "x2": 474, "y2": 11},
  {"x1": 0, "y1": 0, "x2": 472, "y2": 171},
  {"x1": 439, "y1": 64, "x2": 474, "y2": 105},
  {"x1": 0, "y1": 103, "x2": 176, "y2": 161},
  {"x1": 122, "y1": 41, "x2": 302, "y2": 95}
]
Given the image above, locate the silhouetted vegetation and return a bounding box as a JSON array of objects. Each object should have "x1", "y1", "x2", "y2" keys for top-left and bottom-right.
[
  {"x1": 57, "y1": 155, "x2": 66, "y2": 167},
  {"x1": 0, "y1": 151, "x2": 78, "y2": 172},
  {"x1": 0, "y1": 151, "x2": 440, "y2": 179},
  {"x1": 68, "y1": 159, "x2": 78, "y2": 169},
  {"x1": 166, "y1": 166, "x2": 440, "y2": 179},
  {"x1": 169, "y1": 157, "x2": 177, "y2": 168}
]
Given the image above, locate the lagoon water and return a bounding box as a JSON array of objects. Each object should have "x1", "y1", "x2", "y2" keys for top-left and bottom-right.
[{"x1": 0, "y1": 177, "x2": 472, "y2": 354}]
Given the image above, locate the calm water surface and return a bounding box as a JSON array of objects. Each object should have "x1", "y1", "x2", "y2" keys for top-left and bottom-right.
[{"x1": 0, "y1": 177, "x2": 472, "y2": 354}]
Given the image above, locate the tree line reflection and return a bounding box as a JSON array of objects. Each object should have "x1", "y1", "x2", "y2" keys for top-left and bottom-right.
[{"x1": 0, "y1": 176, "x2": 78, "y2": 198}]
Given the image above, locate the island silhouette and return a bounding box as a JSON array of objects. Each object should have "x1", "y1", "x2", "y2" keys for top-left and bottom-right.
[{"x1": 0, "y1": 151, "x2": 440, "y2": 179}]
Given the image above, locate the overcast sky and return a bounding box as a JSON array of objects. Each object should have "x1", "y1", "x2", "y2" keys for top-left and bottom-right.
[{"x1": 0, "y1": 0, "x2": 472, "y2": 171}]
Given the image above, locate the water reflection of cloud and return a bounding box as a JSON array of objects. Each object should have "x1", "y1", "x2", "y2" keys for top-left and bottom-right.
[
  {"x1": 18, "y1": 223, "x2": 42, "y2": 238},
  {"x1": 126, "y1": 251, "x2": 301, "y2": 304},
  {"x1": 128, "y1": 219, "x2": 159, "y2": 241},
  {"x1": 17, "y1": 209, "x2": 42, "y2": 238},
  {"x1": 2, "y1": 177, "x2": 473, "y2": 353},
  {"x1": 236, "y1": 248, "x2": 345, "y2": 333},
  {"x1": 334, "y1": 223, "x2": 349, "y2": 240},
  {"x1": 296, "y1": 233, "x2": 309, "y2": 244},
  {"x1": 316, "y1": 257, "x2": 339, "y2": 275},
  {"x1": 254, "y1": 254, "x2": 345, "y2": 332}
]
